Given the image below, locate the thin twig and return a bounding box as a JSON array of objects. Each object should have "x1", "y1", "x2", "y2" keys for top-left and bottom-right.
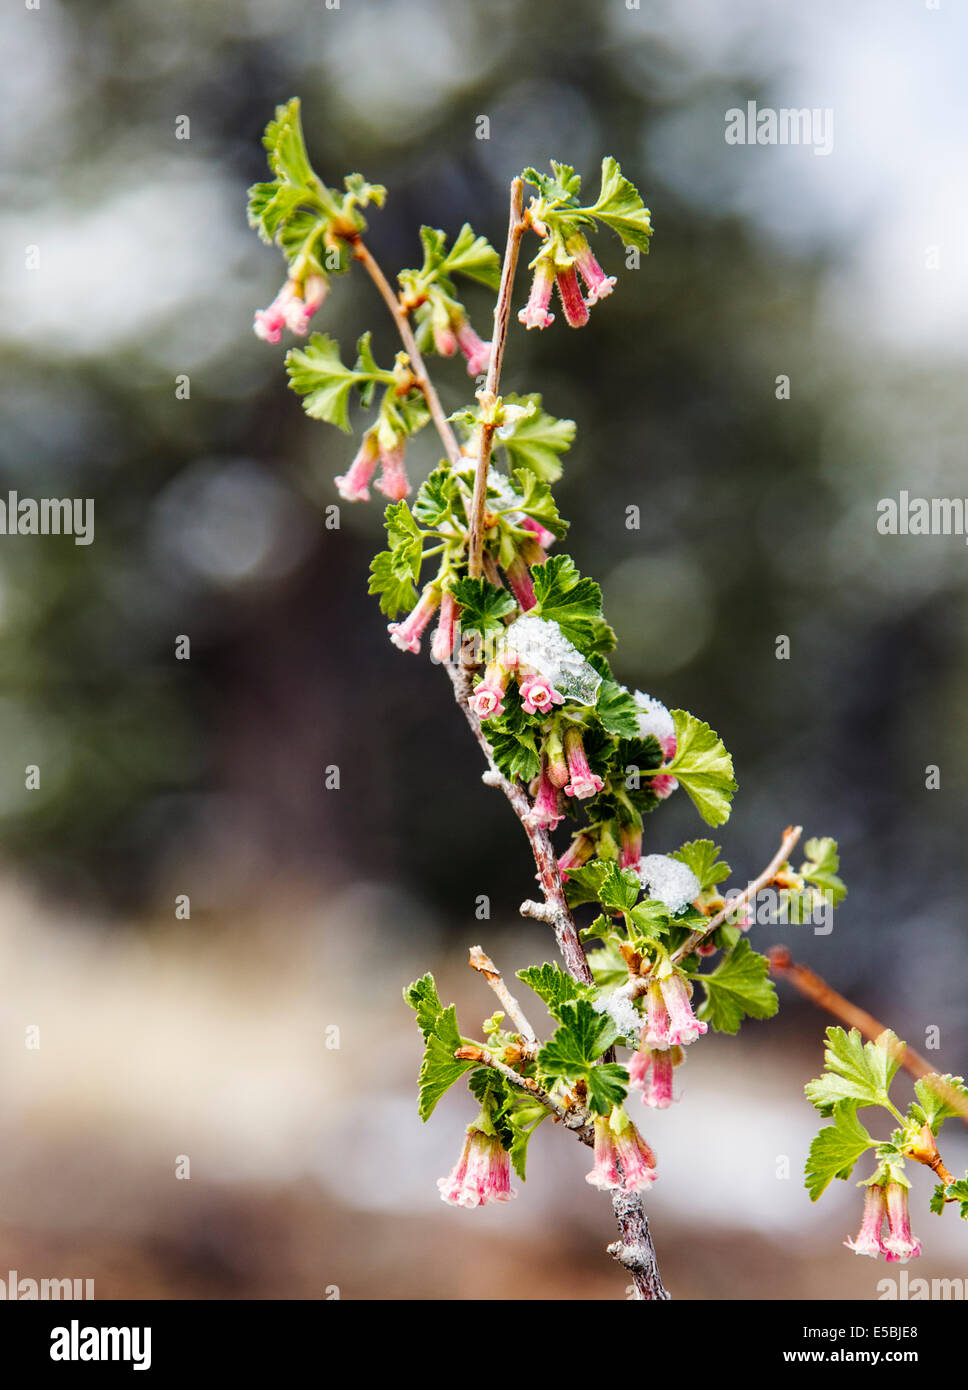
[
  {"x1": 768, "y1": 946, "x2": 968, "y2": 1125},
  {"x1": 671, "y1": 824, "x2": 803, "y2": 963},
  {"x1": 469, "y1": 945, "x2": 538, "y2": 1050},
  {"x1": 467, "y1": 178, "x2": 526, "y2": 577},
  {"x1": 455, "y1": 1044, "x2": 593, "y2": 1142},
  {"x1": 351, "y1": 239, "x2": 462, "y2": 466}
]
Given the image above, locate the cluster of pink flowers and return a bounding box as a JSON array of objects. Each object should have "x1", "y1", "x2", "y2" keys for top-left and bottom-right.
[
  {"x1": 629, "y1": 1044, "x2": 681, "y2": 1110},
  {"x1": 585, "y1": 1111, "x2": 657, "y2": 1194},
  {"x1": 845, "y1": 1183, "x2": 921, "y2": 1263},
  {"x1": 254, "y1": 274, "x2": 328, "y2": 343},
  {"x1": 335, "y1": 430, "x2": 412, "y2": 503},
  {"x1": 644, "y1": 974, "x2": 708, "y2": 1049},
  {"x1": 438, "y1": 1126, "x2": 516, "y2": 1208},
  {"x1": 468, "y1": 652, "x2": 566, "y2": 723},
  {"x1": 518, "y1": 234, "x2": 617, "y2": 332},
  {"x1": 387, "y1": 584, "x2": 463, "y2": 658}
]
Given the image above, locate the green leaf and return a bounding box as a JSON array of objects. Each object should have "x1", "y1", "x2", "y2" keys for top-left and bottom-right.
[
  {"x1": 671, "y1": 840, "x2": 731, "y2": 892},
  {"x1": 468, "y1": 1067, "x2": 513, "y2": 1149},
  {"x1": 562, "y1": 858, "x2": 640, "y2": 914},
  {"x1": 449, "y1": 576, "x2": 516, "y2": 639},
  {"x1": 383, "y1": 500, "x2": 423, "y2": 581},
  {"x1": 912, "y1": 1074, "x2": 968, "y2": 1131},
  {"x1": 262, "y1": 96, "x2": 316, "y2": 191},
  {"x1": 247, "y1": 179, "x2": 308, "y2": 245},
  {"x1": 496, "y1": 395, "x2": 576, "y2": 483},
  {"x1": 800, "y1": 837, "x2": 847, "y2": 906},
  {"x1": 368, "y1": 551, "x2": 418, "y2": 618},
  {"x1": 531, "y1": 555, "x2": 615, "y2": 655},
  {"x1": 508, "y1": 468, "x2": 568, "y2": 540},
  {"x1": 413, "y1": 466, "x2": 463, "y2": 529},
  {"x1": 664, "y1": 710, "x2": 737, "y2": 827},
  {"x1": 483, "y1": 722, "x2": 540, "y2": 783},
  {"x1": 443, "y1": 222, "x2": 501, "y2": 289},
  {"x1": 517, "y1": 962, "x2": 590, "y2": 1019},
  {"x1": 931, "y1": 1176, "x2": 968, "y2": 1219},
  {"x1": 586, "y1": 1063, "x2": 631, "y2": 1116},
  {"x1": 403, "y1": 973, "x2": 444, "y2": 1040},
  {"x1": 508, "y1": 1102, "x2": 549, "y2": 1181},
  {"x1": 805, "y1": 1103, "x2": 875, "y2": 1201},
  {"x1": 627, "y1": 898, "x2": 673, "y2": 944},
  {"x1": 805, "y1": 1027, "x2": 903, "y2": 1115},
  {"x1": 587, "y1": 940, "x2": 629, "y2": 990},
  {"x1": 596, "y1": 680, "x2": 640, "y2": 739},
  {"x1": 537, "y1": 999, "x2": 618, "y2": 1074},
  {"x1": 582, "y1": 156, "x2": 653, "y2": 253},
  {"x1": 286, "y1": 332, "x2": 384, "y2": 431},
  {"x1": 696, "y1": 938, "x2": 778, "y2": 1034},
  {"x1": 417, "y1": 1005, "x2": 477, "y2": 1120},
  {"x1": 522, "y1": 161, "x2": 583, "y2": 206}
]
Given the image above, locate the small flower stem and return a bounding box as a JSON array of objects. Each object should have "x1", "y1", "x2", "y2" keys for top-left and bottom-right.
[
  {"x1": 350, "y1": 238, "x2": 462, "y2": 466},
  {"x1": 767, "y1": 946, "x2": 968, "y2": 1125},
  {"x1": 467, "y1": 178, "x2": 527, "y2": 578}
]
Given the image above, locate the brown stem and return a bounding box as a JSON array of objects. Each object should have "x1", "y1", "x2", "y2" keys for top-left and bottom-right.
[
  {"x1": 351, "y1": 239, "x2": 462, "y2": 467},
  {"x1": 467, "y1": 178, "x2": 526, "y2": 578},
  {"x1": 468, "y1": 944, "x2": 538, "y2": 1051},
  {"x1": 361, "y1": 233, "x2": 668, "y2": 1301},
  {"x1": 768, "y1": 946, "x2": 968, "y2": 1125}
]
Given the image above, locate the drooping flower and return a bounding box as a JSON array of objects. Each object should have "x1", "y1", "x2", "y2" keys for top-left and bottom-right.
[
  {"x1": 845, "y1": 1183, "x2": 889, "y2": 1259},
  {"x1": 585, "y1": 1112, "x2": 657, "y2": 1193},
  {"x1": 555, "y1": 263, "x2": 589, "y2": 328},
  {"x1": 557, "y1": 831, "x2": 595, "y2": 881},
  {"x1": 455, "y1": 318, "x2": 492, "y2": 377},
  {"x1": 387, "y1": 585, "x2": 441, "y2": 655},
  {"x1": 644, "y1": 980, "x2": 672, "y2": 1051},
  {"x1": 519, "y1": 673, "x2": 564, "y2": 716},
  {"x1": 283, "y1": 274, "x2": 329, "y2": 336},
  {"x1": 430, "y1": 591, "x2": 460, "y2": 665},
  {"x1": 619, "y1": 822, "x2": 642, "y2": 870},
  {"x1": 432, "y1": 320, "x2": 458, "y2": 357},
  {"x1": 253, "y1": 281, "x2": 298, "y2": 343},
  {"x1": 334, "y1": 431, "x2": 380, "y2": 502},
  {"x1": 469, "y1": 661, "x2": 510, "y2": 721},
  {"x1": 518, "y1": 256, "x2": 556, "y2": 330},
  {"x1": 660, "y1": 972, "x2": 708, "y2": 1047},
  {"x1": 563, "y1": 726, "x2": 604, "y2": 800},
  {"x1": 520, "y1": 516, "x2": 556, "y2": 550},
  {"x1": 528, "y1": 759, "x2": 564, "y2": 831},
  {"x1": 374, "y1": 438, "x2": 411, "y2": 500},
  {"x1": 882, "y1": 1182, "x2": 922, "y2": 1263},
  {"x1": 543, "y1": 727, "x2": 570, "y2": 788},
  {"x1": 565, "y1": 233, "x2": 617, "y2": 306},
  {"x1": 629, "y1": 1042, "x2": 679, "y2": 1109},
  {"x1": 437, "y1": 1126, "x2": 516, "y2": 1208},
  {"x1": 504, "y1": 554, "x2": 537, "y2": 611}
]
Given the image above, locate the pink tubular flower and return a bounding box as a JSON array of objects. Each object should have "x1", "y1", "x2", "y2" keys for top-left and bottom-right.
[
  {"x1": 544, "y1": 728, "x2": 570, "y2": 788},
  {"x1": 630, "y1": 1043, "x2": 679, "y2": 1109},
  {"x1": 253, "y1": 281, "x2": 298, "y2": 343},
  {"x1": 437, "y1": 1127, "x2": 516, "y2": 1208},
  {"x1": 334, "y1": 431, "x2": 380, "y2": 502},
  {"x1": 651, "y1": 772, "x2": 679, "y2": 801},
  {"x1": 563, "y1": 726, "x2": 605, "y2": 800},
  {"x1": 555, "y1": 264, "x2": 589, "y2": 328},
  {"x1": 283, "y1": 274, "x2": 329, "y2": 336},
  {"x1": 619, "y1": 823, "x2": 642, "y2": 870},
  {"x1": 528, "y1": 760, "x2": 564, "y2": 830},
  {"x1": 644, "y1": 979, "x2": 672, "y2": 1050},
  {"x1": 518, "y1": 256, "x2": 556, "y2": 330},
  {"x1": 613, "y1": 1119, "x2": 659, "y2": 1191},
  {"x1": 585, "y1": 1116, "x2": 623, "y2": 1192},
  {"x1": 586, "y1": 1114, "x2": 657, "y2": 1193},
  {"x1": 432, "y1": 320, "x2": 458, "y2": 357},
  {"x1": 387, "y1": 585, "x2": 441, "y2": 655},
  {"x1": 557, "y1": 832, "x2": 595, "y2": 881},
  {"x1": 430, "y1": 591, "x2": 460, "y2": 665},
  {"x1": 375, "y1": 439, "x2": 411, "y2": 500},
  {"x1": 520, "y1": 516, "x2": 556, "y2": 551},
  {"x1": 565, "y1": 234, "x2": 617, "y2": 306},
  {"x1": 519, "y1": 673, "x2": 564, "y2": 716},
  {"x1": 504, "y1": 554, "x2": 537, "y2": 611},
  {"x1": 660, "y1": 973, "x2": 708, "y2": 1047},
  {"x1": 845, "y1": 1184, "x2": 889, "y2": 1259},
  {"x1": 883, "y1": 1183, "x2": 922, "y2": 1263},
  {"x1": 455, "y1": 319, "x2": 491, "y2": 376},
  {"x1": 469, "y1": 661, "x2": 509, "y2": 721}
]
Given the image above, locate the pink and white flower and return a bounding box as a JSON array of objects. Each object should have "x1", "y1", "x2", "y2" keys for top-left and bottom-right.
[
  {"x1": 387, "y1": 585, "x2": 441, "y2": 655},
  {"x1": 520, "y1": 516, "x2": 556, "y2": 550},
  {"x1": 432, "y1": 320, "x2": 458, "y2": 357},
  {"x1": 438, "y1": 1127, "x2": 516, "y2": 1207},
  {"x1": 882, "y1": 1182, "x2": 922, "y2": 1263},
  {"x1": 845, "y1": 1183, "x2": 889, "y2": 1259},
  {"x1": 563, "y1": 726, "x2": 604, "y2": 800},
  {"x1": 334, "y1": 432, "x2": 380, "y2": 502},
  {"x1": 586, "y1": 1113, "x2": 657, "y2": 1193},
  {"x1": 253, "y1": 281, "x2": 299, "y2": 343},
  {"x1": 629, "y1": 1042, "x2": 679, "y2": 1109},
  {"x1": 374, "y1": 439, "x2": 411, "y2": 500},
  {"x1": 283, "y1": 274, "x2": 328, "y2": 335},
  {"x1": 619, "y1": 823, "x2": 642, "y2": 870},
  {"x1": 528, "y1": 760, "x2": 564, "y2": 831},
  {"x1": 469, "y1": 662, "x2": 510, "y2": 721},
  {"x1": 519, "y1": 673, "x2": 564, "y2": 715},
  {"x1": 518, "y1": 256, "x2": 556, "y2": 330},
  {"x1": 556, "y1": 264, "x2": 589, "y2": 328},
  {"x1": 557, "y1": 832, "x2": 595, "y2": 881},
  {"x1": 660, "y1": 973, "x2": 708, "y2": 1047},
  {"x1": 456, "y1": 319, "x2": 491, "y2": 376},
  {"x1": 504, "y1": 554, "x2": 537, "y2": 611},
  {"x1": 544, "y1": 728, "x2": 570, "y2": 788},
  {"x1": 430, "y1": 591, "x2": 460, "y2": 665},
  {"x1": 644, "y1": 980, "x2": 672, "y2": 1051},
  {"x1": 565, "y1": 234, "x2": 617, "y2": 306}
]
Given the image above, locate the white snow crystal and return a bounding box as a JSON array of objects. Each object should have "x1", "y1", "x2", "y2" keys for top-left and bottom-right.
[
  {"x1": 503, "y1": 614, "x2": 602, "y2": 706},
  {"x1": 593, "y1": 991, "x2": 641, "y2": 1044},
  {"x1": 633, "y1": 691, "x2": 675, "y2": 746},
  {"x1": 636, "y1": 854, "x2": 701, "y2": 914}
]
